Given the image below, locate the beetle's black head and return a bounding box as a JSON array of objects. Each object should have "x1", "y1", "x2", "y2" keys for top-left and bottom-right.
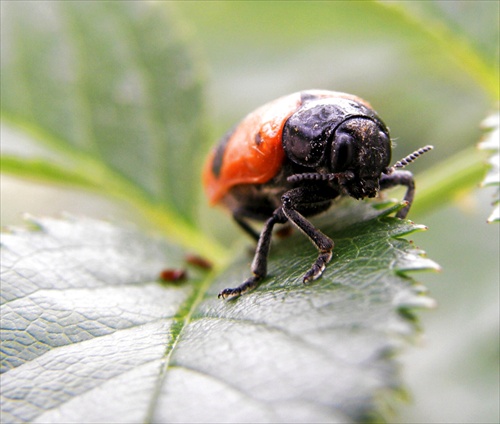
[
  {"x1": 331, "y1": 117, "x2": 391, "y2": 198},
  {"x1": 282, "y1": 100, "x2": 391, "y2": 199}
]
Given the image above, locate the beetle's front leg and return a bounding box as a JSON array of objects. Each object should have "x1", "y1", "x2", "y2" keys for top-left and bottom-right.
[
  {"x1": 281, "y1": 187, "x2": 335, "y2": 283},
  {"x1": 379, "y1": 170, "x2": 415, "y2": 219}
]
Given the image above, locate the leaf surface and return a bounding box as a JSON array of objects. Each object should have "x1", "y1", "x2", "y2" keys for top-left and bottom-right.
[{"x1": 1, "y1": 204, "x2": 439, "y2": 423}]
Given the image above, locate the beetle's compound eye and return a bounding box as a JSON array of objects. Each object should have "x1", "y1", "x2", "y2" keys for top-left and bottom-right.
[{"x1": 330, "y1": 132, "x2": 355, "y2": 172}]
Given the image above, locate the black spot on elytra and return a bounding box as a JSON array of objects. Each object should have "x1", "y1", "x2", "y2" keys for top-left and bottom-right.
[
  {"x1": 211, "y1": 126, "x2": 236, "y2": 177},
  {"x1": 254, "y1": 132, "x2": 263, "y2": 146}
]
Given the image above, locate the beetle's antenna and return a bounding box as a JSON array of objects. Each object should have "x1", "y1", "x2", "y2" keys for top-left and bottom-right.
[{"x1": 385, "y1": 145, "x2": 434, "y2": 174}]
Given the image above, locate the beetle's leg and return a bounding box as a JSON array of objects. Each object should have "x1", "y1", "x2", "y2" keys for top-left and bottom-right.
[
  {"x1": 379, "y1": 170, "x2": 415, "y2": 219},
  {"x1": 219, "y1": 208, "x2": 287, "y2": 300},
  {"x1": 281, "y1": 188, "x2": 334, "y2": 283},
  {"x1": 233, "y1": 213, "x2": 260, "y2": 242}
]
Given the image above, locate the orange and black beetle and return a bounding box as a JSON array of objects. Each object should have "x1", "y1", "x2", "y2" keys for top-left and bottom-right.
[{"x1": 203, "y1": 90, "x2": 432, "y2": 299}]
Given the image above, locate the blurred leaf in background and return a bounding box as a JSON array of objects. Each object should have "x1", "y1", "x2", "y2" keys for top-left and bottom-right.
[
  {"x1": 1, "y1": 1, "x2": 499, "y2": 423},
  {"x1": 1, "y1": 0, "x2": 209, "y2": 246}
]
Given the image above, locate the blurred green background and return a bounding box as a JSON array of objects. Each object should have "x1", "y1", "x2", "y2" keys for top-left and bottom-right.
[{"x1": 1, "y1": 1, "x2": 499, "y2": 422}]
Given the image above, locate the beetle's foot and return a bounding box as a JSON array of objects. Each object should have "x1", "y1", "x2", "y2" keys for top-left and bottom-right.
[
  {"x1": 303, "y1": 251, "x2": 333, "y2": 284},
  {"x1": 218, "y1": 287, "x2": 242, "y2": 300},
  {"x1": 218, "y1": 276, "x2": 261, "y2": 300}
]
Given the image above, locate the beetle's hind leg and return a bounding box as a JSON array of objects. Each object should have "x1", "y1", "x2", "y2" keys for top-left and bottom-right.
[
  {"x1": 281, "y1": 187, "x2": 335, "y2": 284},
  {"x1": 233, "y1": 213, "x2": 260, "y2": 242},
  {"x1": 234, "y1": 211, "x2": 293, "y2": 242},
  {"x1": 219, "y1": 209, "x2": 287, "y2": 300}
]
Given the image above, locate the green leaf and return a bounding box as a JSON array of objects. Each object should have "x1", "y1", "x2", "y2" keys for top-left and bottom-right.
[
  {"x1": 1, "y1": 1, "x2": 206, "y2": 225},
  {"x1": 1, "y1": 205, "x2": 439, "y2": 423}
]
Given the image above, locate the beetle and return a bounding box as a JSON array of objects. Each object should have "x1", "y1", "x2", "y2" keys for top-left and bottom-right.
[{"x1": 203, "y1": 90, "x2": 432, "y2": 299}]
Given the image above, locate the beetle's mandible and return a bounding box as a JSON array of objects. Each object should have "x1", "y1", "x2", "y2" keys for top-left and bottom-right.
[{"x1": 203, "y1": 90, "x2": 432, "y2": 299}]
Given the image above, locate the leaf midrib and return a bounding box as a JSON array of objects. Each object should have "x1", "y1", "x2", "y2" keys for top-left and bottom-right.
[{"x1": 144, "y1": 270, "x2": 217, "y2": 422}]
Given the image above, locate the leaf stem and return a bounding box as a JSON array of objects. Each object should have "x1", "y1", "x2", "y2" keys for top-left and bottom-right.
[
  {"x1": 410, "y1": 146, "x2": 488, "y2": 217},
  {"x1": 380, "y1": 1, "x2": 499, "y2": 101},
  {"x1": 1, "y1": 155, "x2": 229, "y2": 265}
]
